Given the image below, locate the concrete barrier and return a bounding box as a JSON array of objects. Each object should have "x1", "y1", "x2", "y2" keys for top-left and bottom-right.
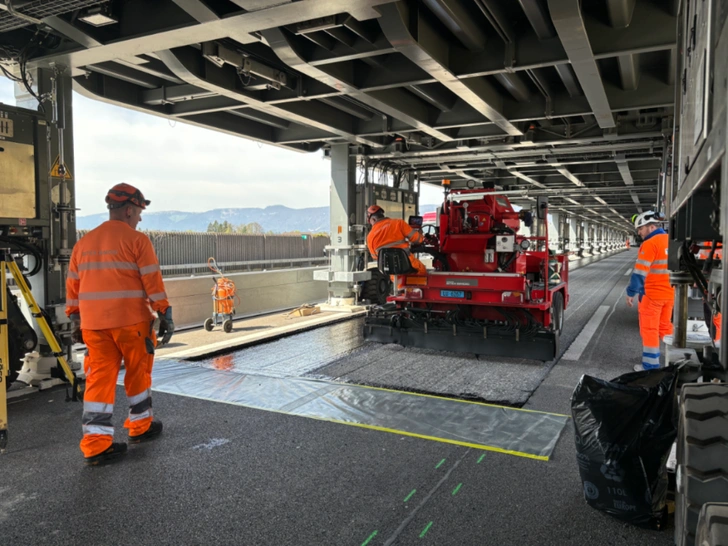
[{"x1": 165, "y1": 267, "x2": 328, "y2": 328}]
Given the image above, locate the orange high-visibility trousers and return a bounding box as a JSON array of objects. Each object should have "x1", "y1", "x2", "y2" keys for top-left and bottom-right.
[
  {"x1": 81, "y1": 321, "x2": 156, "y2": 458},
  {"x1": 638, "y1": 295, "x2": 674, "y2": 369},
  {"x1": 715, "y1": 312, "x2": 722, "y2": 346}
]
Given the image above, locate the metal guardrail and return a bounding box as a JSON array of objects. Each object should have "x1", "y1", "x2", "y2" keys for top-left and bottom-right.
[
  {"x1": 77, "y1": 230, "x2": 331, "y2": 276},
  {"x1": 160, "y1": 257, "x2": 328, "y2": 275}
]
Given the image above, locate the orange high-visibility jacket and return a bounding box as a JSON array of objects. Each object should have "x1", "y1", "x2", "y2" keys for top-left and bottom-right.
[
  {"x1": 698, "y1": 241, "x2": 723, "y2": 260},
  {"x1": 367, "y1": 218, "x2": 423, "y2": 262},
  {"x1": 65, "y1": 221, "x2": 170, "y2": 330},
  {"x1": 627, "y1": 228, "x2": 674, "y2": 300}
]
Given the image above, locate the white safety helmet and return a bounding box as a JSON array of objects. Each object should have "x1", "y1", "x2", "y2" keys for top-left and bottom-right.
[{"x1": 632, "y1": 211, "x2": 661, "y2": 229}]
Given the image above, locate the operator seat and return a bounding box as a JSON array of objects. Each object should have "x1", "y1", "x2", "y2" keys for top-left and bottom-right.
[{"x1": 377, "y1": 248, "x2": 418, "y2": 275}]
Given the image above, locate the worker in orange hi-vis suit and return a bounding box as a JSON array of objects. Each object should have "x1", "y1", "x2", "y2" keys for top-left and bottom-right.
[
  {"x1": 66, "y1": 183, "x2": 174, "y2": 466},
  {"x1": 625, "y1": 211, "x2": 674, "y2": 372},
  {"x1": 366, "y1": 205, "x2": 427, "y2": 284},
  {"x1": 698, "y1": 242, "x2": 723, "y2": 348}
]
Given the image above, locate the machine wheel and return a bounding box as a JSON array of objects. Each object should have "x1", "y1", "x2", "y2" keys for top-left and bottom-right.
[
  {"x1": 551, "y1": 291, "x2": 564, "y2": 333},
  {"x1": 204, "y1": 318, "x2": 214, "y2": 331},
  {"x1": 675, "y1": 383, "x2": 728, "y2": 546},
  {"x1": 696, "y1": 503, "x2": 728, "y2": 546},
  {"x1": 362, "y1": 267, "x2": 390, "y2": 305},
  {"x1": 223, "y1": 319, "x2": 233, "y2": 333}
]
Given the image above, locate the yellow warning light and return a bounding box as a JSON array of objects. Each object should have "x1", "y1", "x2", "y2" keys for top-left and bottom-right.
[{"x1": 442, "y1": 179, "x2": 451, "y2": 186}]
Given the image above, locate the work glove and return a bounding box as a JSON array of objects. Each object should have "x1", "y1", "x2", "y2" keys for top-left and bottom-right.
[
  {"x1": 158, "y1": 306, "x2": 175, "y2": 346},
  {"x1": 71, "y1": 321, "x2": 84, "y2": 344}
]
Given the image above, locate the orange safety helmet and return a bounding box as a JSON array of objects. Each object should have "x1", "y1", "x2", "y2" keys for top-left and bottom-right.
[
  {"x1": 105, "y1": 183, "x2": 150, "y2": 210},
  {"x1": 367, "y1": 205, "x2": 384, "y2": 220}
]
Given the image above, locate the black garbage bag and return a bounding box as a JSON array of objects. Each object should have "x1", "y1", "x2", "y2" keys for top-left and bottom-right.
[{"x1": 571, "y1": 366, "x2": 678, "y2": 529}]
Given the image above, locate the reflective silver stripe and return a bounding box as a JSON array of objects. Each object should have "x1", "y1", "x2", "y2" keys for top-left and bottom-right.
[
  {"x1": 129, "y1": 410, "x2": 151, "y2": 422},
  {"x1": 84, "y1": 401, "x2": 114, "y2": 413},
  {"x1": 149, "y1": 291, "x2": 167, "y2": 302},
  {"x1": 377, "y1": 239, "x2": 408, "y2": 250},
  {"x1": 633, "y1": 269, "x2": 647, "y2": 277},
  {"x1": 652, "y1": 259, "x2": 668, "y2": 265},
  {"x1": 82, "y1": 424, "x2": 114, "y2": 436},
  {"x1": 139, "y1": 264, "x2": 160, "y2": 275},
  {"x1": 128, "y1": 389, "x2": 150, "y2": 406},
  {"x1": 636, "y1": 259, "x2": 651, "y2": 267},
  {"x1": 643, "y1": 346, "x2": 659, "y2": 353},
  {"x1": 66, "y1": 299, "x2": 79, "y2": 306},
  {"x1": 642, "y1": 355, "x2": 660, "y2": 366},
  {"x1": 649, "y1": 269, "x2": 669, "y2": 274},
  {"x1": 78, "y1": 290, "x2": 146, "y2": 300},
  {"x1": 68, "y1": 271, "x2": 79, "y2": 280},
  {"x1": 406, "y1": 228, "x2": 418, "y2": 240},
  {"x1": 78, "y1": 261, "x2": 139, "y2": 271}
]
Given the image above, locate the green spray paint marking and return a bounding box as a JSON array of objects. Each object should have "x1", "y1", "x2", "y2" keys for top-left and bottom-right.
[
  {"x1": 435, "y1": 458, "x2": 446, "y2": 469},
  {"x1": 361, "y1": 530, "x2": 378, "y2": 546},
  {"x1": 452, "y1": 483, "x2": 463, "y2": 496},
  {"x1": 477, "y1": 454, "x2": 486, "y2": 464},
  {"x1": 404, "y1": 489, "x2": 417, "y2": 503},
  {"x1": 419, "y1": 521, "x2": 433, "y2": 538}
]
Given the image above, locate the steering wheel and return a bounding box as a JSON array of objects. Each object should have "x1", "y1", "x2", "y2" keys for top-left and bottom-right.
[{"x1": 422, "y1": 224, "x2": 438, "y2": 237}]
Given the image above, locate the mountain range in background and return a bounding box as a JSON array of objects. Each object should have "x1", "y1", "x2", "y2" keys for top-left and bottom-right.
[{"x1": 76, "y1": 204, "x2": 440, "y2": 233}]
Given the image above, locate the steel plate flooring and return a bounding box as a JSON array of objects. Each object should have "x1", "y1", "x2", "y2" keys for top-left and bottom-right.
[{"x1": 3, "y1": 250, "x2": 673, "y2": 545}]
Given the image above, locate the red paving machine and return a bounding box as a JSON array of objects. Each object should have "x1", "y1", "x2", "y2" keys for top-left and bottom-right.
[{"x1": 364, "y1": 185, "x2": 568, "y2": 361}]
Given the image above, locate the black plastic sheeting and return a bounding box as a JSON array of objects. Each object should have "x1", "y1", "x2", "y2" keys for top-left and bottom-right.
[
  {"x1": 125, "y1": 360, "x2": 570, "y2": 460},
  {"x1": 571, "y1": 367, "x2": 678, "y2": 529}
]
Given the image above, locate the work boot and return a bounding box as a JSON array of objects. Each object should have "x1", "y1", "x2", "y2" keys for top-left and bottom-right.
[
  {"x1": 84, "y1": 442, "x2": 128, "y2": 466},
  {"x1": 129, "y1": 420, "x2": 163, "y2": 444}
]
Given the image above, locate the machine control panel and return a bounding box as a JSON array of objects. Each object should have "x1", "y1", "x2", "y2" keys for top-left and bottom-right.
[{"x1": 496, "y1": 235, "x2": 515, "y2": 252}]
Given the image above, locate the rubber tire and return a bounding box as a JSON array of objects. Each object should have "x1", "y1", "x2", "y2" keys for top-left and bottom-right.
[
  {"x1": 675, "y1": 383, "x2": 728, "y2": 546},
  {"x1": 362, "y1": 267, "x2": 390, "y2": 305},
  {"x1": 696, "y1": 503, "x2": 728, "y2": 546},
  {"x1": 223, "y1": 319, "x2": 233, "y2": 333},
  {"x1": 551, "y1": 291, "x2": 564, "y2": 333},
  {"x1": 204, "y1": 318, "x2": 214, "y2": 332}
]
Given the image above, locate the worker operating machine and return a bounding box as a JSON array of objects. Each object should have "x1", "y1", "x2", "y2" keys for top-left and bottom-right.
[{"x1": 364, "y1": 183, "x2": 568, "y2": 361}]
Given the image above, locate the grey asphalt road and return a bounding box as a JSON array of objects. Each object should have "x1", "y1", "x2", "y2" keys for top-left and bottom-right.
[{"x1": 3, "y1": 250, "x2": 674, "y2": 545}]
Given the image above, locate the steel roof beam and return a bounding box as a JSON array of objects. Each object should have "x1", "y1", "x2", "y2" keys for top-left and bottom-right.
[
  {"x1": 72, "y1": 73, "x2": 300, "y2": 149},
  {"x1": 85, "y1": 62, "x2": 166, "y2": 89},
  {"x1": 422, "y1": 0, "x2": 487, "y2": 51},
  {"x1": 618, "y1": 55, "x2": 640, "y2": 91},
  {"x1": 518, "y1": 0, "x2": 556, "y2": 40},
  {"x1": 33, "y1": 0, "x2": 397, "y2": 74},
  {"x1": 157, "y1": 47, "x2": 382, "y2": 147},
  {"x1": 615, "y1": 154, "x2": 644, "y2": 213},
  {"x1": 377, "y1": 1, "x2": 522, "y2": 136},
  {"x1": 262, "y1": 27, "x2": 454, "y2": 142},
  {"x1": 606, "y1": 0, "x2": 637, "y2": 28},
  {"x1": 548, "y1": 0, "x2": 614, "y2": 129},
  {"x1": 170, "y1": 96, "x2": 247, "y2": 116}
]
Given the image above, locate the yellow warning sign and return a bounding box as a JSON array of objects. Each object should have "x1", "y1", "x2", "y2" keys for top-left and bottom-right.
[{"x1": 50, "y1": 155, "x2": 73, "y2": 180}]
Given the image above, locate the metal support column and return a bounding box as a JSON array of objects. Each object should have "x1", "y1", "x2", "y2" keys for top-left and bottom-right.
[
  {"x1": 577, "y1": 221, "x2": 585, "y2": 257},
  {"x1": 670, "y1": 271, "x2": 692, "y2": 349},
  {"x1": 315, "y1": 144, "x2": 369, "y2": 304}
]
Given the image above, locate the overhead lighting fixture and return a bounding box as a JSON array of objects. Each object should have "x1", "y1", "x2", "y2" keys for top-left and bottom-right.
[{"x1": 78, "y1": 5, "x2": 118, "y2": 27}]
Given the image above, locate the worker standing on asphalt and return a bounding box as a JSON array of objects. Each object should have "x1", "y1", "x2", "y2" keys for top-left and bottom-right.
[
  {"x1": 66, "y1": 183, "x2": 175, "y2": 465},
  {"x1": 366, "y1": 205, "x2": 427, "y2": 280},
  {"x1": 625, "y1": 211, "x2": 674, "y2": 371}
]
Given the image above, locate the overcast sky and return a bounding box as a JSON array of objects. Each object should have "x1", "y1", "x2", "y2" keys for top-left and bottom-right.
[{"x1": 1, "y1": 77, "x2": 444, "y2": 217}]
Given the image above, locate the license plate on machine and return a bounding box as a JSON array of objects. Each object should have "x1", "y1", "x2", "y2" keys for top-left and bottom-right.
[{"x1": 440, "y1": 290, "x2": 465, "y2": 298}]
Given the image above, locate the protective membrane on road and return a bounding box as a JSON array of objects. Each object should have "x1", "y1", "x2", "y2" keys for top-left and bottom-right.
[{"x1": 129, "y1": 359, "x2": 569, "y2": 460}]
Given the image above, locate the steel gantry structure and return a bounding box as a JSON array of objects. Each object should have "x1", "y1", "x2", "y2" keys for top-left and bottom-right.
[{"x1": 0, "y1": 0, "x2": 676, "y2": 233}]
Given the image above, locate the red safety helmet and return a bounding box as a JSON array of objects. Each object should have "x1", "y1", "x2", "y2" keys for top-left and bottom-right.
[
  {"x1": 367, "y1": 205, "x2": 384, "y2": 220},
  {"x1": 105, "y1": 183, "x2": 150, "y2": 210}
]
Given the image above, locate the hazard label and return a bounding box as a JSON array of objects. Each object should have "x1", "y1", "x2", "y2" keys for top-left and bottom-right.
[{"x1": 50, "y1": 155, "x2": 73, "y2": 180}]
